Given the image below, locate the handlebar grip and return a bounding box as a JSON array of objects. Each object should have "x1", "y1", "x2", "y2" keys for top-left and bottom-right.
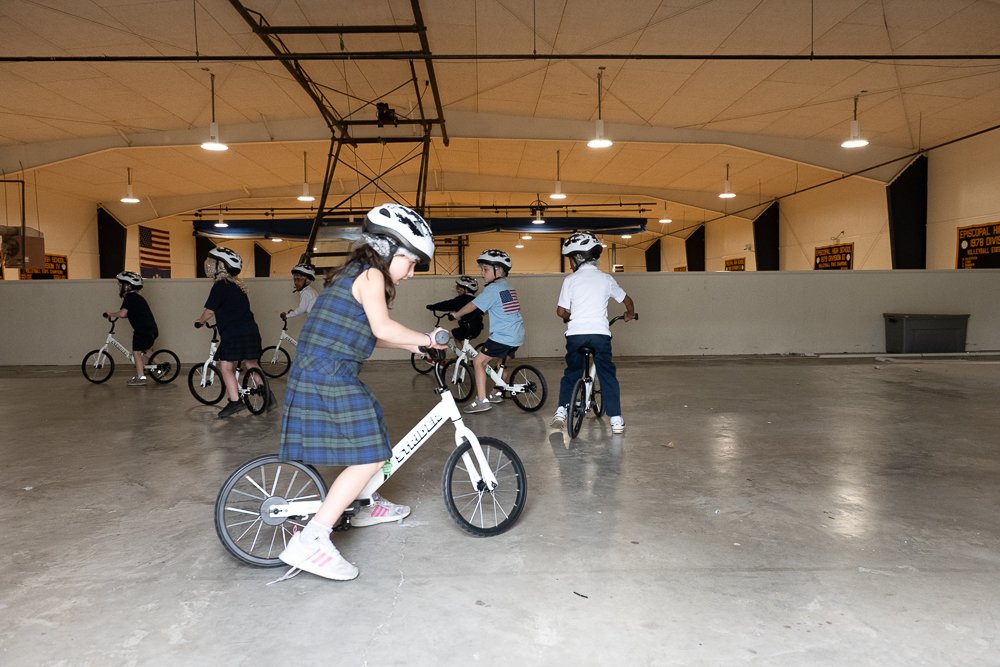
[
  {"x1": 433, "y1": 330, "x2": 451, "y2": 345},
  {"x1": 633, "y1": 313, "x2": 639, "y2": 320},
  {"x1": 194, "y1": 321, "x2": 203, "y2": 329}
]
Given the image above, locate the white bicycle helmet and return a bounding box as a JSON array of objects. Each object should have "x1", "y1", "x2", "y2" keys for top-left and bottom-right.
[
  {"x1": 476, "y1": 249, "x2": 512, "y2": 273},
  {"x1": 208, "y1": 246, "x2": 243, "y2": 275},
  {"x1": 562, "y1": 232, "x2": 603, "y2": 269},
  {"x1": 456, "y1": 275, "x2": 478, "y2": 293},
  {"x1": 363, "y1": 203, "x2": 435, "y2": 263},
  {"x1": 116, "y1": 270, "x2": 143, "y2": 289},
  {"x1": 291, "y1": 263, "x2": 316, "y2": 281}
]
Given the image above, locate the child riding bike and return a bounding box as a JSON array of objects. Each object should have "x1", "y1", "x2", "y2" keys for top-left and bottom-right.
[
  {"x1": 551, "y1": 232, "x2": 635, "y2": 434},
  {"x1": 103, "y1": 271, "x2": 158, "y2": 386},
  {"x1": 281, "y1": 263, "x2": 318, "y2": 321},
  {"x1": 450, "y1": 249, "x2": 524, "y2": 414},
  {"x1": 277, "y1": 203, "x2": 449, "y2": 582},
  {"x1": 426, "y1": 275, "x2": 483, "y2": 349}
]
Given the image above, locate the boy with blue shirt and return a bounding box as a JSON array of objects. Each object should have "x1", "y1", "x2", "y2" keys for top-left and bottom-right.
[{"x1": 450, "y1": 249, "x2": 524, "y2": 413}]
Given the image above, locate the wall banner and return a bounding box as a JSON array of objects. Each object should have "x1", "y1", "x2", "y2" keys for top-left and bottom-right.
[
  {"x1": 814, "y1": 242, "x2": 853, "y2": 270},
  {"x1": 956, "y1": 222, "x2": 1000, "y2": 269},
  {"x1": 724, "y1": 257, "x2": 746, "y2": 271},
  {"x1": 20, "y1": 253, "x2": 68, "y2": 279}
]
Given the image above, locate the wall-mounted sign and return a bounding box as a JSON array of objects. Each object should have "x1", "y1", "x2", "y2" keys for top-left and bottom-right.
[
  {"x1": 724, "y1": 257, "x2": 746, "y2": 271},
  {"x1": 673, "y1": 266, "x2": 687, "y2": 272},
  {"x1": 814, "y1": 242, "x2": 853, "y2": 270},
  {"x1": 19, "y1": 253, "x2": 67, "y2": 279},
  {"x1": 956, "y1": 222, "x2": 1000, "y2": 269}
]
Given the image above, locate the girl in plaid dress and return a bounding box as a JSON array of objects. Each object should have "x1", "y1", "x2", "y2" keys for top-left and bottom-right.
[{"x1": 277, "y1": 204, "x2": 448, "y2": 582}]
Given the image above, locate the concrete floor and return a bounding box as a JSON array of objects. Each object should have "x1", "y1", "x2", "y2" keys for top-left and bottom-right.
[{"x1": 2, "y1": 356, "x2": 999, "y2": 666}]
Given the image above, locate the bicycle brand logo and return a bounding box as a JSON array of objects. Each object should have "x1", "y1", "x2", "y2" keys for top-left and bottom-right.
[{"x1": 394, "y1": 411, "x2": 444, "y2": 463}]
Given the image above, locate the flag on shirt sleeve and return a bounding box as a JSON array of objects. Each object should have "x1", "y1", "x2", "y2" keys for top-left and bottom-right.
[
  {"x1": 138, "y1": 226, "x2": 171, "y2": 278},
  {"x1": 500, "y1": 288, "x2": 520, "y2": 313}
]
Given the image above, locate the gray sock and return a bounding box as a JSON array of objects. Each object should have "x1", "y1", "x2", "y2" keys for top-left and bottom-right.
[{"x1": 301, "y1": 520, "x2": 333, "y2": 542}]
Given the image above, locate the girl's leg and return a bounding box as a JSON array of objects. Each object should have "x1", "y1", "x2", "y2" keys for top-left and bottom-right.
[
  {"x1": 219, "y1": 359, "x2": 240, "y2": 402},
  {"x1": 313, "y1": 462, "x2": 384, "y2": 527}
]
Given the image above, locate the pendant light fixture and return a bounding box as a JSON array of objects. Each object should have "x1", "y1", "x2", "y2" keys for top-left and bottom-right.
[
  {"x1": 549, "y1": 150, "x2": 566, "y2": 200},
  {"x1": 658, "y1": 206, "x2": 672, "y2": 224},
  {"x1": 841, "y1": 94, "x2": 869, "y2": 149},
  {"x1": 297, "y1": 152, "x2": 315, "y2": 202},
  {"x1": 119, "y1": 167, "x2": 140, "y2": 204},
  {"x1": 201, "y1": 72, "x2": 228, "y2": 152},
  {"x1": 718, "y1": 163, "x2": 736, "y2": 199},
  {"x1": 214, "y1": 212, "x2": 228, "y2": 228},
  {"x1": 587, "y1": 67, "x2": 613, "y2": 149}
]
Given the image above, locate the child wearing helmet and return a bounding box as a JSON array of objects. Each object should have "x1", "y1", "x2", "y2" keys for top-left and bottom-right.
[
  {"x1": 103, "y1": 271, "x2": 159, "y2": 386},
  {"x1": 282, "y1": 263, "x2": 318, "y2": 321},
  {"x1": 551, "y1": 232, "x2": 635, "y2": 434},
  {"x1": 425, "y1": 275, "x2": 484, "y2": 347},
  {"x1": 194, "y1": 246, "x2": 273, "y2": 418},
  {"x1": 450, "y1": 249, "x2": 525, "y2": 413},
  {"x1": 277, "y1": 203, "x2": 449, "y2": 582}
]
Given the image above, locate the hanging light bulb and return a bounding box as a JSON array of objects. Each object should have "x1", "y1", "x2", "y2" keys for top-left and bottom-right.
[
  {"x1": 297, "y1": 151, "x2": 315, "y2": 202},
  {"x1": 532, "y1": 209, "x2": 546, "y2": 225},
  {"x1": 201, "y1": 72, "x2": 228, "y2": 151},
  {"x1": 718, "y1": 163, "x2": 736, "y2": 199},
  {"x1": 587, "y1": 67, "x2": 613, "y2": 149},
  {"x1": 119, "y1": 167, "x2": 140, "y2": 204},
  {"x1": 521, "y1": 233, "x2": 533, "y2": 240},
  {"x1": 841, "y1": 94, "x2": 869, "y2": 148},
  {"x1": 214, "y1": 212, "x2": 228, "y2": 228},
  {"x1": 549, "y1": 150, "x2": 566, "y2": 200}
]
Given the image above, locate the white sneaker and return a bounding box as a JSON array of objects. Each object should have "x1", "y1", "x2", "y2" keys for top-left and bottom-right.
[
  {"x1": 610, "y1": 416, "x2": 625, "y2": 434},
  {"x1": 549, "y1": 405, "x2": 567, "y2": 428},
  {"x1": 352, "y1": 492, "x2": 411, "y2": 527},
  {"x1": 487, "y1": 390, "x2": 504, "y2": 404},
  {"x1": 127, "y1": 376, "x2": 147, "y2": 386},
  {"x1": 278, "y1": 531, "x2": 358, "y2": 581}
]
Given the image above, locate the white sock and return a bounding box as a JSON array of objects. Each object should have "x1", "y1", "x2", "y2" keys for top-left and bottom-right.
[{"x1": 301, "y1": 519, "x2": 333, "y2": 542}]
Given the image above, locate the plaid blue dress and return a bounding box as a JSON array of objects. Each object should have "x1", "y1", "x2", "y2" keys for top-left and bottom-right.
[{"x1": 279, "y1": 263, "x2": 391, "y2": 466}]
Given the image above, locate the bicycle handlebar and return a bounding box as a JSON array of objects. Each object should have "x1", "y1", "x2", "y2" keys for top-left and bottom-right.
[
  {"x1": 609, "y1": 312, "x2": 638, "y2": 326},
  {"x1": 194, "y1": 321, "x2": 217, "y2": 330}
]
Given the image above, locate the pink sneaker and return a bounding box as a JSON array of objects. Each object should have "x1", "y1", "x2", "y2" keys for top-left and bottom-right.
[
  {"x1": 278, "y1": 531, "x2": 358, "y2": 580},
  {"x1": 352, "y1": 492, "x2": 411, "y2": 527}
]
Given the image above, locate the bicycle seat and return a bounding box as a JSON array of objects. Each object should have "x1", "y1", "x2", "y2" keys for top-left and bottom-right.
[{"x1": 578, "y1": 346, "x2": 596, "y2": 356}]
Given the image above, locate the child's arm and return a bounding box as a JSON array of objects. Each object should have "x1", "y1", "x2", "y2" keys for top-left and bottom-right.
[
  {"x1": 556, "y1": 306, "x2": 570, "y2": 323},
  {"x1": 195, "y1": 308, "x2": 214, "y2": 327},
  {"x1": 621, "y1": 295, "x2": 636, "y2": 321},
  {"x1": 104, "y1": 308, "x2": 128, "y2": 319},
  {"x1": 451, "y1": 300, "x2": 480, "y2": 320},
  {"x1": 354, "y1": 268, "x2": 448, "y2": 352}
]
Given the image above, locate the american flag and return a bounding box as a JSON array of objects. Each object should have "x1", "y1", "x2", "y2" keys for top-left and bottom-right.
[
  {"x1": 500, "y1": 288, "x2": 520, "y2": 313},
  {"x1": 138, "y1": 226, "x2": 171, "y2": 278}
]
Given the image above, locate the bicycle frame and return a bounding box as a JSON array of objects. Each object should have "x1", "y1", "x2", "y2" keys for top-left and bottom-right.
[
  {"x1": 194, "y1": 324, "x2": 244, "y2": 387},
  {"x1": 92, "y1": 320, "x2": 154, "y2": 369},
  {"x1": 266, "y1": 360, "x2": 498, "y2": 520},
  {"x1": 450, "y1": 338, "x2": 524, "y2": 394}
]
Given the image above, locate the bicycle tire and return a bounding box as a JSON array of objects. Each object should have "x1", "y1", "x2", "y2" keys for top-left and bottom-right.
[
  {"x1": 568, "y1": 378, "x2": 587, "y2": 438},
  {"x1": 442, "y1": 437, "x2": 527, "y2": 537},
  {"x1": 410, "y1": 352, "x2": 435, "y2": 374},
  {"x1": 592, "y1": 372, "x2": 604, "y2": 417},
  {"x1": 188, "y1": 362, "x2": 225, "y2": 405},
  {"x1": 443, "y1": 358, "x2": 475, "y2": 403},
  {"x1": 509, "y1": 364, "x2": 547, "y2": 412},
  {"x1": 259, "y1": 345, "x2": 291, "y2": 378},
  {"x1": 81, "y1": 349, "x2": 114, "y2": 384},
  {"x1": 215, "y1": 455, "x2": 327, "y2": 567},
  {"x1": 148, "y1": 349, "x2": 180, "y2": 384},
  {"x1": 242, "y1": 367, "x2": 270, "y2": 415}
]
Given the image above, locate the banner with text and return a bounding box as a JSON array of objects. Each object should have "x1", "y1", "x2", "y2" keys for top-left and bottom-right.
[
  {"x1": 724, "y1": 257, "x2": 746, "y2": 271},
  {"x1": 956, "y1": 222, "x2": 1000, "y2": 269},
  {"x1": 20, "y1": 253, "x2": 68, "y2": 279},
  {"x1": 814, "y1": 242, "x2": 853, "y2": 270}
]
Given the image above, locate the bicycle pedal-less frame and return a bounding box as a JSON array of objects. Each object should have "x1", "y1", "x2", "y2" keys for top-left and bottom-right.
[
  {"x1": 567, "y1": 313, "x2": 637, "y2": 438},
  {"x1": 259, "y1": 316, "x2": 298, "y2": 378},
  {"x1": 81, "y1": 316, "x2": 180, "y2": 384},
  {"x1": 187, "y1": 321, "x2": 270, "y2": 414}
]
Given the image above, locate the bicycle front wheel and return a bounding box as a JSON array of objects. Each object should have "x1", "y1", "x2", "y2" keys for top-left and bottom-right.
[
  {"x1": 592, "y1": 372, "x2": 604, "y2": 417},
  {"x1": 188, "y1": 362, "x2": 225, "y2": 405},
  {"x1": 259, "y1": 345, "x2": 291, "y2": 378},
  {"x1": 410, "y1": 352, "x2": 434, "y2": 374},
  {"x1": 81, "y1": 349, "x2": 114, "y2": 383},
  {"x1": 242, "y1": 367, "x2": 270, "y2": 415},
  {"x1": 568, "y1": 378, "x2": 587, "y2": 439},
  {"x1": 443, "y1": 358, "x2": 475, "y2": 403},
  {"x1": 215, "y1": 455, "x2": 327, "y2": 567},
  {"x1": 148, "y1": 349, "x2": 180, "y2": 384},
  {"x1": 509, "y1": 364, "x2": 547, "y2": 412},
  {"x1": 442, "y1": 437, "x2": 527, "y2": 537}
]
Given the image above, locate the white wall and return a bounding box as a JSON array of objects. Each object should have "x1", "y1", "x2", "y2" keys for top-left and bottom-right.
[{"x1": 2, "y1": 270, "x2": 997, "y2": 366}]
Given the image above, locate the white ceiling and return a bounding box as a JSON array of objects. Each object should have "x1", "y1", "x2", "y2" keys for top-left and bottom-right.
[{"x1": 2, "y1": 0, "x2": 1000, "y2": 236}]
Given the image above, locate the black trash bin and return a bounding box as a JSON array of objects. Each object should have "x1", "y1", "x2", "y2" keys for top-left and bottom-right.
[{"x1": 883, "y1": 313, "x2": 969, "y2": 353}]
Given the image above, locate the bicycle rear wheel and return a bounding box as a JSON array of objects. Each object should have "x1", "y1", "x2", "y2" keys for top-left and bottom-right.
[
  {"x1": 442, "y1": 437, "x2": 527, "y2": 537},
  {"x1": 592, "y1": 373, "x2": 604, "y2": 417},
  {"x1": 188, "y1": 362, "x2": 225, "y2": 405},
  {"x1": 509, "y1": 364, "x2": 547, "y2": 412},
  {"x1": 259, "y1": 346, "x2": 291, "y2": 378},
  {"x1": 242, "y1": 367, "x2": 270, "y2": 415},
  {"x1": 215, "y1": 455, "x2": 327, "y2": 567},
  {"x1": 147, "y1": 349, "x2": 180, "y2": 384},
  {"x1": 568, "y1": 378, "x2": 587, "y2": 438},
  {"x1": 443, "y1": 358, "x2": 475, "y2": 403},
  {"x1": 81, "y1": 349, "x2": 114, "y2": 383},
  {"x1": 410, "y1": 352, "x2": 434, "y2": 374}
]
